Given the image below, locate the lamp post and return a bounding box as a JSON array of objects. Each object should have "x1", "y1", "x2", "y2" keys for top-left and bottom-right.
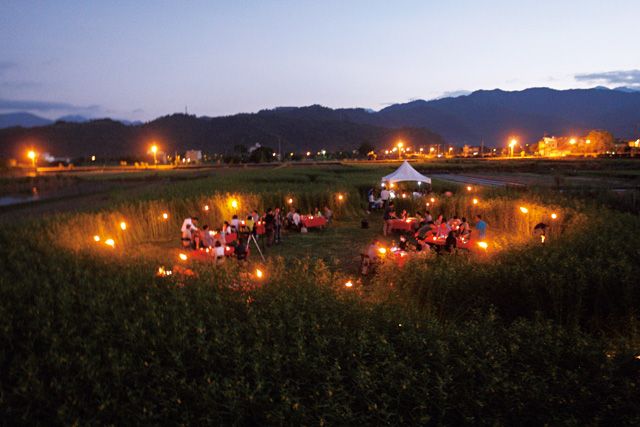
[
  {"x1": 397, "y1": 141, "x2": 403, "y2": 159},
  {"x1": 27, "y1": 150, "x2": 36, "y2": 168},
  {"x1": 151, "y1": 144, "x2": 158, "y2": 167},
  {"x1": 509, "y1": 139, "x2": 517, "y2": 157}
]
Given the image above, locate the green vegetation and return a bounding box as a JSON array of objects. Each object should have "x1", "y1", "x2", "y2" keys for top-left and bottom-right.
[{"x1": 1, "y1": 163, "x2": 639, "y2": 424}]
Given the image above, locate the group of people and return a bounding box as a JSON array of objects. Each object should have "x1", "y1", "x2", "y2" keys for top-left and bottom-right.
[
  {"x1": 284, "y1": 206, "x2": 333, "y2": 231},
  {"x1": 178, "y1": 205, "x2": 334, "y2": 261},
  {"x1": 367, "y1": 187, "x2": 428, "y2": 211}
]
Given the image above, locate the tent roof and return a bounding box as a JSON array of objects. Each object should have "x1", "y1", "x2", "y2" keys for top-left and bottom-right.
[{"x1": 381, "y1": 160, "x2": 431, "y2": 184}]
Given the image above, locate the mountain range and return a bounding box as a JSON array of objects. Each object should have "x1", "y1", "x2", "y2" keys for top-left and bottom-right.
[{"x1": 1, "y1": 87, "x2": 639, "y2": 159}]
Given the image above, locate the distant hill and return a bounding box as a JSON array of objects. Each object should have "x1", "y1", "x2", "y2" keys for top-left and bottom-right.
[
  {"x1": 369, "y1": 88, "x2": 640, "y2": 144},
  {"x1": 2, "y1": 87, "x2": 640, "y2": 158},
  {"x1": 0, "y1": 112, "x2": 52, "y2": 129},
  {"x1": 0, "y1": 113, "x2": 443, "y2": 159}
]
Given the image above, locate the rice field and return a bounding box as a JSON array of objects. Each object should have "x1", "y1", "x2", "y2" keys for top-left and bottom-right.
[{"x1": 1, "y1": 163, "x2": 639, "y2": 424}]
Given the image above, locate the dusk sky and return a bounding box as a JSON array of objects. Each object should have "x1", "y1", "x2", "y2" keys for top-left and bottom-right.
[{"x1": 1, "y1": 0, "x2": 639, "y2": 120}]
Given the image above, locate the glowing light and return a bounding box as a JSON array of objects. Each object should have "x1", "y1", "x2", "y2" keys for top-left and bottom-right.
[
  {"x1": 93, "y1": 235, "x2": 100, "y2": 242},
  {"x1": 541, "y1": 235, "x2": 546, "y2": 243},
  {"x1": 477, "y1": 241, "x2": 488, "y2": 250},
  {"x1": 179, "y1": 253, "x2": 188, "y2": 261},
  {"x1": 429, "y1": 147, "x2": 435, "y2": 152},
  {"x1": 287, "y1": 198, "x2": 293, "y2": 204},
  {"x1": 509, "y1": 139, "x2": 517, "y2": 148},
  {"x1": 162, "y1": 212, "x2": 169, "y2": 220},
  {"x1": 466, "y1": 186, "x2": 472, "y2": 191},
  {"x1": 338, "y1": 194, "x2": 344, "y2": 201},
  {"x1": 91, "y1": 155, "x2": 96, "y2": 161},
  {"x1": 378, "y1": 247, "x2": 387, "y2": 255},
  {"x1": 120, "y1": 221, "x2": 127, "y2": 231},
  {"x1": 231, "y1": 199, "x2": 238, "y2": 209},
  {"x1": 397, "y1": 141, "x2": 403, "y2": 148},
  {"x1": 204, "y1": 205, "x2": 209, "y2": 211},
  {"x1": 306, "y1": 151, "x2": 311, "y2": 156},
  {"x1": 256, "y1": 268, "x2": 264, "y2": 279},
  {"x1": 569, "y1": 138, "x2": 576, "y2": 145},
  {"x1": 519, "y1": 206, "x2": 529, "y2": 214},
  {"x1": 551, "y1": 213, "x2": 558, "y2": 220},
  {"x1": 151, "y1": 145, "x2": 158, "y2": 153},
  {"x1": 27, "y1": 150, "x2": 36, "y2": 160},
  {"x1": 344, "y1": 280, "x2": 353, "y2": 288},
  {"x1": 586, "y1": 139, "x2": 591, "y2": 145},
  {"x1": 430, "y1": 197, "x2": 435, "y2": 203},
  {"x1": 105, "y1": 239, "x2": 115, "y2": 248},
  {"x1": 472, "y1": 198, "x2": 479, "y2": 205}
]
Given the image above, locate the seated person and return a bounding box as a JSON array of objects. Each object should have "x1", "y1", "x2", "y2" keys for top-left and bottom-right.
[
  {"x1": 415, "y1": 221, "x2": 435, "y2": 241},
  {"x1": 444, "y1": 230, "x2": 457, "y2": 253},
  {"x1": 235, "y1": 239, "x2": 248, "y2": 261},
  {"x1": 458, "y1": 217, "x2": 471, "y2": 239},
  {"x1": 201, "y1": 225, "x2": 215, "y2": 248},
  {"x1": 314, "y1": 207, "x2": 322, "y2": 217},
  {"x1": 437, "y1": 220, "x2": 451, "y2": 238},
  {"x1": 181, "y1": 224, "x2": 192, "y2": 248},
  {"x1": 214, "y1": 240, "x2": 225, "y2": 263},
  {"x1": 222, "y1": 221, "x2": 232, "y2": 235},
  {"x1": 398, "y1": 235, "x2": 409, "y2": 251},
  {"x1": 400, "y1": 209, "x2": 408, "y2": 220}
]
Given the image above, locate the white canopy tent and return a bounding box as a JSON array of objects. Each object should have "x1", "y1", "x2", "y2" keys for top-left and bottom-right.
[{"x1": 381, "y1": 160, "x2": 431, "y2": 186}]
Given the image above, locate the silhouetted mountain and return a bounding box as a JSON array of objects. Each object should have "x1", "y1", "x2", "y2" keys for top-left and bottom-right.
[
  {"x1": 0, "y1": 113, "x2": 443, "y2": 159},
  {"x1": 0, "y1": 112, "x2": 52, "y2": 129},
  {"x1": 2, "y1": 87, "x2": 639, "y2": 158},
  {"x1": 371, "y1": 88, "x2": 640, "y2": 144}
]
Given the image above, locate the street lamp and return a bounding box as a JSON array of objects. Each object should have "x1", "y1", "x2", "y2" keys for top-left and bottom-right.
[
  {"x1": 151, "y1": 144, "x2": 158, "y2": 166},
  {"x1": 27, "y1": 150, "x2": 37, "y2": 168},
  {"x1": 397, "y1": 141, "x2": 403, "y2": 159},
  {"x1": 509, "y1": 138, "x2": 518, "y2": 157}
]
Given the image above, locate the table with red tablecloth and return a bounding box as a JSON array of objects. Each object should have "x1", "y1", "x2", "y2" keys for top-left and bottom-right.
[
  {"x1": 225, "y1": 233, "x2": 238, "y2": 244},
  {"x1": 389, "y1": 218, "x2": 419, "y2": 232},
  {"x1": 301, "y1": 215, "x2": 327, "y2": 229},
  {"x1": 421, "y1": 234, "x2": 484, "y2": 252}
]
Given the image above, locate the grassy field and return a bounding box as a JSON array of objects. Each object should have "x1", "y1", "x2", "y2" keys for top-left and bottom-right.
[{"x1": 1, "y1": 161, "x2": 639, "y2": 424}]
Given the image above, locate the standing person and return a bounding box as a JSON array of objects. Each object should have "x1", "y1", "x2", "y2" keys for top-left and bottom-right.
[
  {"x1": 274, "y1": 207, "x2": 283, "y2": 244},
  {"x1": 230, "y1": 215, "x2": 240, "y2": 232},
  {"x1": 292, "y1": 209, "x2": 301, "y2": 230},
  {"x1": 323, "y1": 206, "x2": 333, "y2": 223},
  {"x1": 251, "y1": 210, "x2": 260, "y2": 222},
  {"x1": 264, "y1": 208, "x2": 276, "y2": 247},
  {"x1": 380, "y1": 186, "x2": 390, "y2": 207},
  {"x1": 383, "y1": 202, "x2": 396, "y2": 236},
  {"x1": 475, "y1": 214, "x2": 487, "y2": 239},
  {"x1": 367, "y1": 188, "x2": 376, "y2": 211},
  {"x1": 245, "y1": 215, "x2": 255, "y2": 234}
]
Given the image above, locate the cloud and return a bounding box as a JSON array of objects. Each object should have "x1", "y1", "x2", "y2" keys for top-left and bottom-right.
[
  {"x1": 0, "y1": 81, "x2": 41, "y2": 90},
  {"x1": 575, "y1": 69, "x2": 640, "y2": 87},
  {"x1": 438, "y1": 90, "x2": 471, "y2": 99},
  {"x1": 0, "y1": 98, "x2": 102, "y2": 114}
]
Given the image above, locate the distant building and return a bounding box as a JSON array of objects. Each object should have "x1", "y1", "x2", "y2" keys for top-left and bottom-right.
[{"x1": 184, "y1": 150, "x2": 202, "y2": 164}]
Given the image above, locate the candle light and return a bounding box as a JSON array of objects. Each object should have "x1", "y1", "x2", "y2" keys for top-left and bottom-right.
[
  {"x1": 551, "y1": 213, "x2": 558, "y2": 220},
  {"x1": 120, "y1": 221, "x2": 127, "y2": 230},
  {"x1": 93, "y1": 235, "x2": 100, "y2": 242},
  {"x1": 477, "y1": 241, "x2": 488, "y2": 250},
  {"x1": 519, "y1": 206, "x2": 529, "y2": 214},
  {"x1": 344, "y1": 280, "x2": 353, "y2": 288},
  {"x1": 105, "y1": 238, "x2": 115, "y2": 248},
  {"x1": 162, "y1": 212, "x2": 169, "y2": 220},
  {"x1": 179, "y1": 253, "x2": 188, "y2": 261},
  {"x1": 256, "y1": 268, "x2": 264, "y2": 279}
]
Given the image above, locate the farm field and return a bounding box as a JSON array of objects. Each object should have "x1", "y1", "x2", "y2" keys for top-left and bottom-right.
[{"x1": 1, "y1": 160, "x2": 640, "y2": 424}]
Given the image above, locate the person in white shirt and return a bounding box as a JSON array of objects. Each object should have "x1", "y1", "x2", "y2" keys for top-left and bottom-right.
[
  {"x1": 292, "y1": 209, "x2": 301, "y2": 229},
  {"x1": 181, "y1": 216, "x2": 199, "y2": 233},
  {"x1": 230, "y1": 215, "x2": 240, "y2": 231},
  {"x1": 380, "y1": 187, "x2": 390, "y2": 206}
]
